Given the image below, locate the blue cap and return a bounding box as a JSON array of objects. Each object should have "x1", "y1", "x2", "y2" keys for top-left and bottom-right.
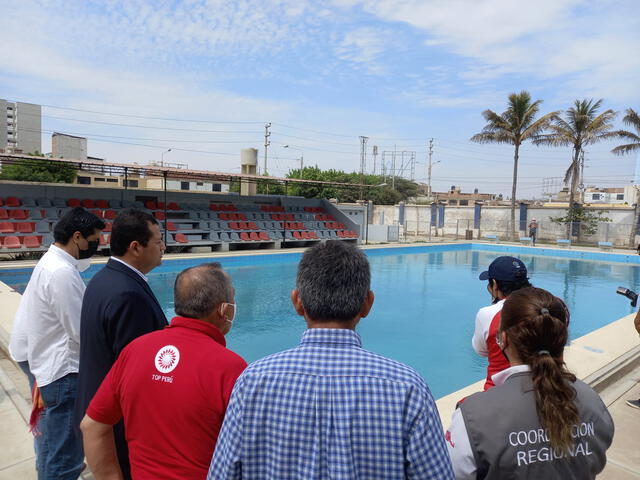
[{"x1": 479, "y1": 256, "x2": 528, "y2": 282}]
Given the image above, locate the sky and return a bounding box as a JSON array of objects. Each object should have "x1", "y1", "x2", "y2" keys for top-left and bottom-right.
[{"x1": 1, "y1": 0, "x2": 639, "y2": 198}]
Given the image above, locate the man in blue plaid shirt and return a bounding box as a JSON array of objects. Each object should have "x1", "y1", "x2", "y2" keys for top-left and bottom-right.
[{"x1": 208, "y1": 240, "x2": 454, "y2": 479}]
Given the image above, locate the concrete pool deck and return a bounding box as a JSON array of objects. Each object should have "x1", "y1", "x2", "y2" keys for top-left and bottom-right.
[{"x1": 0, "y1": 242, "x2": 639, "y2": 478}]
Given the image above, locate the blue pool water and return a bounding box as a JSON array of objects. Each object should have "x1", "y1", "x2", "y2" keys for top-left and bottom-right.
[{"x1": 2, "y1": 244, "x2": 639, "y2": 398}]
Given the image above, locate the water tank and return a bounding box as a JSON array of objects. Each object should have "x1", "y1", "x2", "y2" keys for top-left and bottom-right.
[{"x1": 241, "y1": 148, "x2": 258, "y2": 166}]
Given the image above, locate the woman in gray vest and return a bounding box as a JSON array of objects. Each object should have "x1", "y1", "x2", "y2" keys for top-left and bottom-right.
[{"x1": 446, "y1": 287, "x2": 614, "y2": 479}]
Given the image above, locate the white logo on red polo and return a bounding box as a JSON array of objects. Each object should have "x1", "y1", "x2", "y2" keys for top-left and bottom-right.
[{"x1": 155, "y1": 345, "x2": 180, "y2": 373}]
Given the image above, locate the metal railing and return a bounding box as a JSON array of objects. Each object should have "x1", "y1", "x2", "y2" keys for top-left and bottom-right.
[{"x1": 399, "y1": 219, "x2": 637, "y2": 248}]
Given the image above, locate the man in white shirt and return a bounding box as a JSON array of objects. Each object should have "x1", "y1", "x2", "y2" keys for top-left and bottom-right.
[{"x1": 9, "y1": 207, "x2": 104, "y2": 480}]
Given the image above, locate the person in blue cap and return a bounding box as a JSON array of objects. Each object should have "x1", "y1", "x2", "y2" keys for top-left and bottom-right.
[{"x1": 471, "y1": 256, "x2": 531, "y2": 390}]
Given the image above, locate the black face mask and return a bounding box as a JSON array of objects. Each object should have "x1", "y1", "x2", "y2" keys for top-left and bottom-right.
[{"x1": 79, "y1": 239, "x2": 99, "y2": 259}]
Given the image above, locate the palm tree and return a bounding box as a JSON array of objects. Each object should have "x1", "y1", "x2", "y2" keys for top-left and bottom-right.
[
  {"x1": 611, "y1": 108, "x2": 640, "y2": 246},
  {"x1": 612, "y1": 108, "x2": 640, "y2": 155},
  {"x1": 534, "y1": 99, "x2": 617, "y2": 236},
  {"x1": 471, "y1": 91, "x2": 557, "y2": 241}
]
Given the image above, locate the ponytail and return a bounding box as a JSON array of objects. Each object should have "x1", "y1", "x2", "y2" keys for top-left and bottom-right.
[{"x1": 501, "y1": 288, "x2": 578, "y2": 451}]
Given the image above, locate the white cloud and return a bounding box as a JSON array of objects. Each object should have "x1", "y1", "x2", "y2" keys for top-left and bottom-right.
[
  {"x1": 334, "y1": 27, "x2": 392, "y2": 75},
  {"x1": 338, "y1": 0, "x2": 640, "y2": 104}
]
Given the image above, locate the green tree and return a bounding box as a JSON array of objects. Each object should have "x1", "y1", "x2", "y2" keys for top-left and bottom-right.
[
  {"x1": 534, "y1": 99, "x2": 617, "y2": 236},
  {"x1": 550, "y1": 207, "x2": 611, "y2": 239},
  {"x1": 611, "y1": 108, "x2": 640, "y2": 245},
  {"x1": 0, "y1": 157, "x2": 77, "y2": 183},
  {"x1": 471, "y1": 91, "x2": 557, "y2": 240}
]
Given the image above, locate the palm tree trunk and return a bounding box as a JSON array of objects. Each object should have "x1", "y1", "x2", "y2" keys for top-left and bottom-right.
[
  {"x1": 629, "y1": 187, "x2": 640, "y2": 247},
  {"x1": 510, "y1": 143, "x2": 520, "y2": 241},
  {"x1": 567, "y1": 148, "x2": 580, "y2": 238}
]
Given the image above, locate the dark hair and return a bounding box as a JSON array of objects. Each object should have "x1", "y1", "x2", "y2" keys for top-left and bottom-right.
[
  {"x1": 501, "y1": 287, "x2": 577, "y2": 451},
  {"x1": 174, "y1": 263, "x2": 233, "y2": 319},
  {"x1": 491, "y1": 276, "x2": 532, "y2": 296},
  {"x1": 53, "y1": 207, "x2": 105, "y2": 244},
  {"x1": 110, "y1": 209, "x2": 158, "y2": 256},
  {"x1": 296, "y1": 240, "x2": 370, "y2": 322}
]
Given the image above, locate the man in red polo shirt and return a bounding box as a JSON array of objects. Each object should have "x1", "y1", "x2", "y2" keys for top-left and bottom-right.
[
  {"x1": 80, "y1": 263, "x2": 247, "y2": 480},
  {"x1": 472, "y1": 256, "x2": 531, "y2": 390}
]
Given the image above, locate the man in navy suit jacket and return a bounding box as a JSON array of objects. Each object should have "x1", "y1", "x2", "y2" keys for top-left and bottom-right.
[{"x1": 76, "y1": 209, "x2": 167, "y2": 480}]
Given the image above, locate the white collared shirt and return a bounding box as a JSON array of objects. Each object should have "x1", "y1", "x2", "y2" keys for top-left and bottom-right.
[
  {"x1": 110, "y1": 256, "x2": 148, "y2": 282},
  {"x1": 471, "y1": 299, "x2": 505, "y2": 356},
  {"x1": 446, "y1": 365, "x2": 530, "y2": 479},
  {"x1": 8, "y1": 244, "x2": 86, "y2": 387}
]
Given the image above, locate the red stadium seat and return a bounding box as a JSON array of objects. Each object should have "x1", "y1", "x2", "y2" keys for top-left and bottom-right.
[
  {"x1": 154, "y1": 211, "x2": 165, "y2": 221},
  {"x1": 81, "y1": 199, "x2": 95, "y2": 208},
  {"x1": 229, "y1": 222, "x2": 239, "y2": 230},
  {"x1": 174, "y1": 233, "x2": 188, "y2": 243},
  {"x1": 3, "y1": 236, "x2": 21, "y2": 248},
  {"x1": 219, "y1": 213, "x2": 229, "y2": 221},
  {"x1": 145, "y1": 201, "x2": 157, "y2": 210},
  {"x1": 0, "y1": 198, "x2": 3, "y2": 207},
  {"x1": 103, "y1": 223, "x2": 112, "y2": 232},
  {"x1": 0, "y1": 209, "x2": 8, "y2": 220},
  {"x1": 10, "y1": 209, "x2": 27, "y2": 220},
  {"x1": 17, "y1": 223, "x2": 35, "y2": 233},
  {"x1": 247, "y1": 222, "x2": 258, "y2": 230},
  {"x1": 167, "y1": 222, "x2": 177, "y2": 231},
  {"x1": 156, "y1": 202, "x2": 165, "y2": 210},
  {"x1": 0, "y1": 222, "x2": 15, "y2": 233},
  {"x1": 6, "y1": 197, "x2": 20, "y2": 207},
  {"x1": 90, "y1": 209, "x2": 104, "y2": 218},
  {"x1": 168, "y1": 202, "x2": 180, "y2": 210},
  {"x1": 249, "y1": 232, "x2": 260, "y2": 241},
  {"x1": 105, "y1": 210, "x2": 117, "y2": 220},
  {"x1": 293, "y1": 231, "x2": 303, "y2": 240},
  {"x1": 67, "y1": 198, "x2": 81, "y2": 207},
  {"x1": 95, "y1": 199, "x2": 109, "y2": 208},
  {"x1": 240, "y1": 232, "x2": 251, "y2": 241},
  {"x1": 209, "y1": 204, "x2": 220, "y2": 211},
  {"x1": 237, "y1": 222, "x2": 248, "y2": 230},
  {"x1": 237, "y1": 213, "x2": 247, "y2": 221},
  {"x1": 259, "y1": 231, "x2": 269, "y2": 241},
  {"x1": 23, "y1": 236, "x2": 41, "y2": 248}
]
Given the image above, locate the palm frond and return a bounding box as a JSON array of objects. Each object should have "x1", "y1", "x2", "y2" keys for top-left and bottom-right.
[
  {"x1": 622, "y1": 108, "x2": 640, "y2": 131},
  {"x1": 612, "y1": 143, "x2": 640, "y2": 155}
]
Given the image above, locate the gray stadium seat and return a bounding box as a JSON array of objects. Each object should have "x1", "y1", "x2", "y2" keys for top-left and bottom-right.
[
  {"x1": 330, "y1": 231, "x2": 339, "y2": 239},
  {"x1": 219, "y1": 232, "x2": 230, "y2": 242},
  {"x1": 285, "y1": 231, "x2": 294, "y2": 240},
  {"x1": 42, "y1": 234, "x2": 55, "y2": 246},
  {"x1": 230, "y1": 232, "x2": 240, "y2": 242},
  {"x1": 209, "y1": 231, "x2": 220, "y2": 242},
  {"x1": 199, "y1": 222, "x2": 209, "y2": 230},
  {"x1": 36, "y1": 221, "x2": 50, "y2": 233},
  {"x1": 132, "y1": 201, "x2": 144, "y2": 208},
  {"x1": 36, "y1": 198, "x2": 52, "y2": 207},
  {"x1": 109, "y1": 199, "x2": 122, "y2": 208},
  {"x1": 53, "y1": 198, "x2": 67, "y2": 208},
  {"x1": 188, "y1": 212, "x2": 199, "y2": 220},
  {"x1": 22, "y1": 197, "x2": 36, "y2": 207},
  {"x1": 122, "y1": 200, "x2": 134, "y2": 208},
  {"x1": 44, "y1": 208, "x2": 59, "y2": 219},
  {"x1": 29, "y1": 208, "x2": 44, "y2": 219}
]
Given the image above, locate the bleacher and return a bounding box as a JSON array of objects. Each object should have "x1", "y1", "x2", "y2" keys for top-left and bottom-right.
[{"x1": 0, "y1": 194, "x2": 359, "y2": 254}]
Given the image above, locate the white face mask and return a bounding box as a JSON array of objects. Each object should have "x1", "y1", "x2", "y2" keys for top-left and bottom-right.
[{"x1": 76, "y1": 258, "x2": 91, "y2": 273}]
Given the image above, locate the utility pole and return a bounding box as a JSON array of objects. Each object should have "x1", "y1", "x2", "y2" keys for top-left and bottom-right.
[
  {"x1": 579, "y1": 149, "x2": 586, "y2": 203},
  {"x1": 299, "y1": 154, "x2": 304, "y2": 179},
  {"x1": 392, "y1": 144, "x2": 396, "y2": 190},
  {"x1": 359, "y1": 136, "x2": 369, "y2": 200},
  {"x1": 410, "y1": 151, "x2": 416, "y2": 181},
  {"x1": 263, "y1": 122, "x2": 271, "y2": 175},
  {"x1": 427, "y1": 138, "x2": 434, "y2": 201},
  {"x1": 372, "y1": 145, "x2": 378, "y2": 175}
]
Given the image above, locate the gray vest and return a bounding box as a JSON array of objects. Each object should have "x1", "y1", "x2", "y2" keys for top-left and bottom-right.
[{"x1": 461, "y1": 372, "x2": 614, "y2": 480}]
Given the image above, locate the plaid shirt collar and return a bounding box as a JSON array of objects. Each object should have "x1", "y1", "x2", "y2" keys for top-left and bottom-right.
[{"x1": 299, "y1": 328, "x2": 362, "y2": 348}]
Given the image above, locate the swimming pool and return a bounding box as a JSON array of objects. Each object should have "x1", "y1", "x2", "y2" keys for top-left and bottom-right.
[{"x1": 2, "y1": 244, "x2": 638, "y2": 398}]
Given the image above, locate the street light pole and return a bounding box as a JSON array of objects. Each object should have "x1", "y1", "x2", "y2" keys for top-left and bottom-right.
[
  {"x1": 283, "y1": 145, "x2": 304, "y2": 179},
  {"x1": 161, "y1": 148, "x2": 172, "y2": 166}
]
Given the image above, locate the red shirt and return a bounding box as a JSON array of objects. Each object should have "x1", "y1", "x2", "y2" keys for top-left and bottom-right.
[
  {"x1": 484, "y1": 310, "x2": 510, "y2": 390},
  {"x1": 87, "y1": 316, "x2": 247, "y2": 480}
]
